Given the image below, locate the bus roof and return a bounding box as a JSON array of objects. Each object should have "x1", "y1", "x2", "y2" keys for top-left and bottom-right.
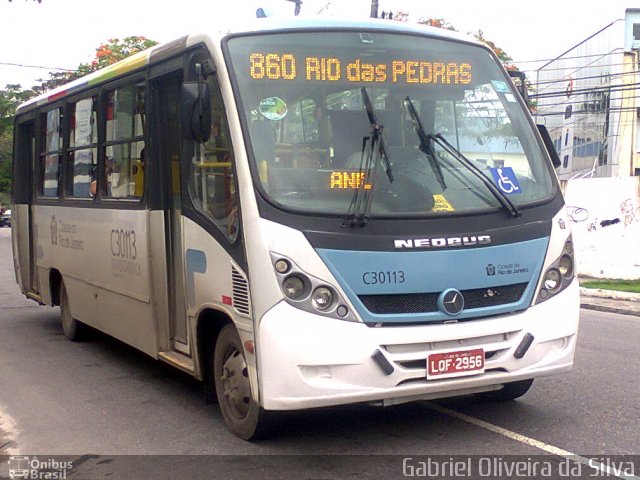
[{"x1": 16, "y1": 18, "x2": 480, "y2": 115}]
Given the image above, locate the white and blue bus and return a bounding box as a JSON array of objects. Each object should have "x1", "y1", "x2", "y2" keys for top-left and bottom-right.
[{"x1": 12, "y1": 18, "x2": 579, "y2": 439}]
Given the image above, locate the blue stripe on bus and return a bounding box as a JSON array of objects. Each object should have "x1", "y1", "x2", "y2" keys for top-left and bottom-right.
[
  {"x1": 186, "y1": 249, "x2": 207, "y2": 308},
  {"x1": 316, "y1": 236, "x2": 548, "y2": 323}
]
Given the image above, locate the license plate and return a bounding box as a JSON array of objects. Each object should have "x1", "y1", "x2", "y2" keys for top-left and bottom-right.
[{"x1": 426, "y1": 348, "x2": 485, "y2": 380}]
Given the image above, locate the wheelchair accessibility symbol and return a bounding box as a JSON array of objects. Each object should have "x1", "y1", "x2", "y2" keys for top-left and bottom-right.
[{"x1": 490, "y1": 167, "x2": 521, "y2": 195}]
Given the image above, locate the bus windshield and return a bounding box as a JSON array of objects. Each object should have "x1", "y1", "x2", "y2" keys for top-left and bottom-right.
[{"x1": 227, "y1": 30, "x2": 555, "y2": 217}]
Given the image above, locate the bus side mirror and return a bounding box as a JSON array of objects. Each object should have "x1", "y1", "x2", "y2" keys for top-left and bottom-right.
[
  {"x1": 537, "y1": 124, "x2": 562, "y2": 169},
  {"x1": 181, "y1": 81, "x2": 212, "y2": 143},
  {"x1": 508, "y1": 70, "x2": 529, "y2": 107}
]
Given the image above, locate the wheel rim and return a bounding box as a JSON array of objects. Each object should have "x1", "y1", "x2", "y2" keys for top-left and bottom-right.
[
  {"x1": 60, "y1": 288, "x2": 73, "y2": 331},
  {"x1": 220, "y1": 347, "x2": 251, "y2": 420}
]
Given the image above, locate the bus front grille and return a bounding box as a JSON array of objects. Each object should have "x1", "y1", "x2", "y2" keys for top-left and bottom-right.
[{"x1": 358, "y1": 283, "x2": 528, "y2": 315}]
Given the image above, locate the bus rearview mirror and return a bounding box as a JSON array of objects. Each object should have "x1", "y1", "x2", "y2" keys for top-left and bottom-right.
[
  {"x1": 537, "y1": 124, "x2": 562, "y2": 169},
  {"x1": 181, "y1": 82, "x2": 212, "y2": 143}
]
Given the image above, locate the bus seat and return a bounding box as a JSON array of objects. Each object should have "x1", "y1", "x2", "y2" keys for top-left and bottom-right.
[
  {"x1": 132, "y1": 159, "x2": 144, "y2": 197},
  {"x1": 251, "y1": 119, "x2": 276, "y2": 163}
]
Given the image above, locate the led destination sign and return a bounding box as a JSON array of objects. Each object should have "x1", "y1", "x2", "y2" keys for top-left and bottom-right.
[{"x1": 249, "y1": 53, "x2": 472, "y2": 85}]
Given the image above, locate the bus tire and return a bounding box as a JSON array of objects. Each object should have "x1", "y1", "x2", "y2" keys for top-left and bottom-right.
[
  {"x1": 212, "y1": 324, "x2": 271, "y2": 440},
  {"x1": 59, "y1": 282, "x2": 86, "y2": 342},
  {"x1": 481, "y1": 379, "x2": 534, "y2": 401}
]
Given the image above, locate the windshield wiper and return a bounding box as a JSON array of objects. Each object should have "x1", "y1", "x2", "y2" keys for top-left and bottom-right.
[
  {"x1": 430, "y1": 133, "x2": 521, "y2": 218},
  {"x1": 343, "y1": 87, "x2": 394, "y2": 228},
  {"x1": 404, "y1": 96, "x2": 447, "y2": 191},
  {"x1": 362, "y1": 87, "x2": 394, "y2": 184}
]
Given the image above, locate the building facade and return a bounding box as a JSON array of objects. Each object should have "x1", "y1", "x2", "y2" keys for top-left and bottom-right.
[{"x1": 534, "y1": 9, "x2": 640, "y2": 180}]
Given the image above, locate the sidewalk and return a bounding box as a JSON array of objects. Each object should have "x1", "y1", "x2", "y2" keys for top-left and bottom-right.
[{"x1": 579, "y1": 285, "x2": 640, "y2": 317}]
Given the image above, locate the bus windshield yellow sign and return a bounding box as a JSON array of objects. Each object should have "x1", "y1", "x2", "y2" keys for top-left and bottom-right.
[{"x1": 249, "y1": 53, "x2": 472, "y2": 85}]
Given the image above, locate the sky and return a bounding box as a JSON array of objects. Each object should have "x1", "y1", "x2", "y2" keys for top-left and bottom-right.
[{"x1": 0, "y1": 0, "x2": 636, "y2": 89}]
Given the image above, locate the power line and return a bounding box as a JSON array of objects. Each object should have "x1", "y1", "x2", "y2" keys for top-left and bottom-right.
[
  {"x1": 512, "y1": 49, "x2": 626, "y2": 65},
  {"x1": 516, "y1": 52, "x2": 627, "y2": 78},
  {"x1": 533, "y1": 87, "x2": 640, "y2": 108},
  {"x1": 0, "y1": 61, "x2": 71, "y2": 72},
  {"x1": 531, "y1": 81, "x2": 640, "y2": 99},
  {"x1": 529, "y1": 68, "x2": 640, "y2": 88}
]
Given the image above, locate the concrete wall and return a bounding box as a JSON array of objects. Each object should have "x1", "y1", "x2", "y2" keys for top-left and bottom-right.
[{"x1": 564, "y1": 176, "x2": 640, "y2": 279}]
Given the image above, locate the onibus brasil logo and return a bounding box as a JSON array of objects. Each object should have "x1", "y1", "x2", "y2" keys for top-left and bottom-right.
[{"x1": 8, "y1": 456, "x2": 72, "y2": 479}]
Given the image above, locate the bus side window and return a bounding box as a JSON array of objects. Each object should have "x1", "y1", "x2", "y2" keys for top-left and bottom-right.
[
  {"x1": 68, "y1": 97, "x2": 98, "y2": 198},
  {"x1": 188, "y1": 75, "x2": 238, "y2": 241},
  {"x1": 39, "y1": 108, "x2": 63, "y2": 197},
  {"x1": 104, "y1": 83, "x2": 146, "y2": 199}
]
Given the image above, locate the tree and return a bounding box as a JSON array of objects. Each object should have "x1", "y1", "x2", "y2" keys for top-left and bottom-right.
[
  {"x1": 0, "y1": 36, "x2": 158, "y2": 199},
  {"x1": 473, "y1": 29, "x2": 515, "y2": 70},
  {"x1": 0, "y1": 84, "x2": 38, "y2": 137},
  {"x1": 418, "y1": 17, "x2": 457, "y2": 31},
  {"x1": 410, "y1": 17, "x2": 535, "y2": 108},
  {"x1": 413, "y1": 18, "x2": 515, "y2": 69},
  {"x1": 41, "y1": 36, "x2": 158, "y2": 91}
]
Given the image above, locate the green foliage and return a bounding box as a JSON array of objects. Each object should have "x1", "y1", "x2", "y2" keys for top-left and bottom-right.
[
  {"x1": 0, "y1": 35, "x2": 158, "y2": 196},
  {"x1": 41, "y1": 36, "x2": 158, "y2": 91},
  {"x1": 0, "y1": 84, "x2": 39, "y2": 137},
  {"x1": 418, "y1": 17, "x2": 457, "y2": 31},
  {"x1": 581, "y1": 279, "x2": 640, "y2": 294},
  {"x1": 0, "y1": 85, "x2": 40, "y2": 198}
]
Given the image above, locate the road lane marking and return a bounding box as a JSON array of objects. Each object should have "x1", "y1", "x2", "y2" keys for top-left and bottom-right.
[{"x1": 425, "y1": 402, "x2": 639, "y2": 480}]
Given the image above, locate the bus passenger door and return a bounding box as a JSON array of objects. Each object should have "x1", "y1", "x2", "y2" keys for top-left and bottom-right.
[
  {"x1": 13, "y1": 120, "x2": 39, "y2": 297},
  {"x1": 149, "y1": 73, "x2": 190, "y2": 355}
]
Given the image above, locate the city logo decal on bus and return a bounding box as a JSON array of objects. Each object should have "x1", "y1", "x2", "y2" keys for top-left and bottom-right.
[
  {"x1": 49, "y1": 215, "x2": 85, "y2": 251},
  {"x1": 394, "y1": 235, "x2": 491, "y2": 249}
]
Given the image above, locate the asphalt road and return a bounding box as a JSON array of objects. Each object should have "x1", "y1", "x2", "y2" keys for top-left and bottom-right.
[{"x1": 0, "y1": 227, "x2": 638, "y2": 479}]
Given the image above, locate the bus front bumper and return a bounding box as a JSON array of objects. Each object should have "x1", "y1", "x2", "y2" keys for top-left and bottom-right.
[{"x1": 257, "y1": 280, "x2": 580, "y2": 411}]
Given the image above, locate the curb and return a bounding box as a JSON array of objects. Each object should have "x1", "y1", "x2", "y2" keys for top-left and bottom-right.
[
  {"x1": 580, "y1": 287, "x2": 640, "y2": 317},
  {"x1": 579, "y1": 287, "x2": 640, "y2": 302},
  {"x1": 580, "y1": 300, "x2": 640, "y2": 317}
]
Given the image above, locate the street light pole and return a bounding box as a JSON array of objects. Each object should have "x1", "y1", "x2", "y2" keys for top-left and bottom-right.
[
  {"x1": 370, "y1": 0, "x2": 379, "y2": 18},
  {"x1": 285, "y1": 0, "x2": 302, "y2": 16}
]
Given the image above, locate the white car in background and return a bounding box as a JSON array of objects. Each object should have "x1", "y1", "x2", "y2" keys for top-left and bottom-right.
[{"x1": 0, "y1": 208, "x2": 11, "y2": 227}]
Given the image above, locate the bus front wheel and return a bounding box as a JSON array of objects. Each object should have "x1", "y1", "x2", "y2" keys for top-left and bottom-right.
[
  {"x1": 59, "y1": 282, "x2": 86, "y2": 341},
  {"x1": 212, "y1": 324, "x2": 272, "y2": 440},
  {"x1": 481, "y1": 379, "x2": 534, "y2": 401}
]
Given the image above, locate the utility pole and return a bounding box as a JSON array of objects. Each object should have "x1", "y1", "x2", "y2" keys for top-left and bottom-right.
[
  {"x1": 370, "y1": 0, "x2": 379, "y2": 18},
  {"x1": 285, "y1": 0, "x2": 302, "y2": 16}
]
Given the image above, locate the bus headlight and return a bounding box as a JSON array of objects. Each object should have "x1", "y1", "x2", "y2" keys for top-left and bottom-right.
[
  {"x1": 282, "y1": 275, "x2": 306, "y2": 300},
  {"x1": 274, "y1": 259, "x2": 291, "y2": 274},
  {"x1": 543, "y1": 269, "x2": 562, "y2": 292},
  {"x1": 535, "y1": 237, "x2": 575, "y2": 304},
  {"x1": 558, "y1": 254, "x2": 573, "y2": 278},
  {"x1": 312, "y1": 287, "x2": 334, "y2": 311},
  {"x1": 271, "y1": 253, "x2": 356, "y2": 322}
]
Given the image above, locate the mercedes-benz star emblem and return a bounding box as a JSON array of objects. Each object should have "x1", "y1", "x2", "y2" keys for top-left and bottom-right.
[{"x1": 438, "y1": 289, "x2": 465, "y2": 316}]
